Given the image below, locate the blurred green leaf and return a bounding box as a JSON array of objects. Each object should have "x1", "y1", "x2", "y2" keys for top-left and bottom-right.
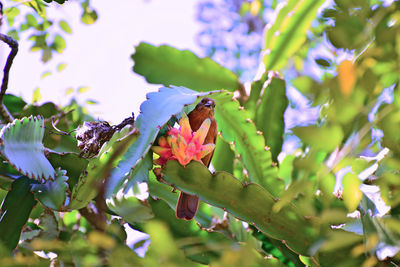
[
  {"x1": 0, "y1": 176, "x2": 37, "y2": 251},
  {"x1": 32, "y1": 87, "x2": 42, "y2": 103},
  {"x1": 292, "y1": 125, "x2": 344, "y2": 152},
  {"x1": 255, "y1": 73, "x2": 288, "y2": 162},
  {"x1": 52, "y1": 34, "x2": 66, "y2": 53},
  {"x1": 31, "y1": 169, "x2": 68, "y2": 210},
  {"x1": 107, "y1": 182, "x2": 154, "y2": 224},
  {"x1": 342, "y1": 173, "x2": 362, "y2": 212},
  {"x1": 57, "y1": 63, "x2": 67, "y2": 72},
  {"x1": 47, "y1": 152, "x2": 88, "y2": 191},
  {"x1": 59, "y1": 20, "x2": 72, "y2": 34},
  {"x1": 3, "y1": 94, "x2": 27, "y2": 114},
  {"x1": 132, "y1": 42, "x2": 241, "y2": 92},
  {"x1": 262, "y1": 0, "x2": 325, "y2": 71},
  {"x1": 81, "y1": 7, "x2": 98, "y2": 25}
]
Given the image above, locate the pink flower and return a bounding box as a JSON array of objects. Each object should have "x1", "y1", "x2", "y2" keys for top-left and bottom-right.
[{"x1": 152, "y1": 113, "x2": 215, "y2": 166}]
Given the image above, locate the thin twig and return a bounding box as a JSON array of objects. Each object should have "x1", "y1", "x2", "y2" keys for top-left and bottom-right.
[{"x1": 0, "y1": 33, "x2": 18, "y2": 123}]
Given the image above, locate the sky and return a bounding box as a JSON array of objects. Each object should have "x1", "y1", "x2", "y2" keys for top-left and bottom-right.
[{"x1": 1, "y1": 0, "x2": 203, "y2": 123}]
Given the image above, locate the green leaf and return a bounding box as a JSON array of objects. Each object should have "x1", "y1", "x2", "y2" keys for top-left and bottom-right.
[
  {"x1": 255, "y1": 74, "x2": 288, "y2": 162},
  {"x1": 69, "y1": 125, "x2": 140, "y2": 209},
  {"x1": 31, "y1": 169, "x2": 68, "y2": 210},
  {"x1": 262, "y1": 0, "x2": 325, "y2": 71},
  {"x1": 0, "y1": 176, "x2": 37, "y2": 251},
  {"x1": 52, "y1": 34, "x2": 66, "y2": 53},
  {"x1": 78, "y1": 86, "x2": 90, "y2": 93},
  {"x1": 106, "y1": 182, "x2": 154, "y2": 224},
  {"x1": 132, "y1": 42, "x2": 241, "y2": 92},
  {"x1": 161, "y1": 160, "x2": 318, "y2": 255},
  {"x1": 57, "y1": 63, "x2": 67, "y2": 72},
  {"x1": 106, "y1": 86, "x2": 211, "y2": 197},
  {"x1": 342, "y1": 173, "x2": 362, "y2": 212},
  {"x1": 292, "y1": 124, "x2": 344, "y2": 152},
  {"x1": 32, "y1": 87, "x2": 42, "y2": 103},
  {"x1": 81, "y1": 8, "x2": 98, "y2": 25},
  {"x1": 3, "y1": 94, "x2": 27, "y2": 114},
  {"x1": 4, "y1": 7, "x2": 20, "y2": 26},
  {"x1": 26, "y1": 14, "x2": 39, "y2": 29},
  {"x1": 212, "y1": 92, "x2": 284, "y2": 197},
  {"x1": 41, "y1": 71, "x2": 52, "y2": 79},
  {"x1": 24, "y1": 0, "x2": 46, "y2": 18},
  {"x1": 59, "y1": 20, "x2": 72, "y2": 34},
  {"x1": 47, "y1": 152, "x2": 88, "y2": 191},
  {"x1": 0, "y1": 116, "x2": 56, "y2": 181}
]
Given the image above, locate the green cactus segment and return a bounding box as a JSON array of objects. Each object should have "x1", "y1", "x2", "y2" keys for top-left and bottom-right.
[
  {"x1": 69, "y1": 125, "x2": 139, "y2": 209},
  {"x1": 262, "y1": 0, "x2": 325, "y2": 71},
  {"x1": 0, "y1": 176, "x2": 37, "y2": 251},
  {"x1": 211, "y1": 136, "x2": 235, "y2": 174},
  {"x1": 255, "y1": 74, "x2": 288, "y2": 162},
  {"x1": 132, "y1": 42, "x2": 240, "y2": 92},
  {"x1": 148, "y1": 171, "x2": 213, "y2": 228},
  {"x1": 211, "y1": 92, "x2": 284, "y2": 197},
  {"x1": 31, "y1": 169, "x2": 68, "y2": 210},
  {"x1": 161, "y1": 160, "x2": 317, "y2": 256},
  {"x1": 0, "y1": 116, "x2": 56, "y2": 181},
  {"x1": 106, "y1": 87, "x2": 212, "y2": 197}
]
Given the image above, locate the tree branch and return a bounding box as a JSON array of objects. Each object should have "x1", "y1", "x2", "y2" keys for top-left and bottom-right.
[{"x1": 0, "y1": 33, "x2": 18, "y2": 123}]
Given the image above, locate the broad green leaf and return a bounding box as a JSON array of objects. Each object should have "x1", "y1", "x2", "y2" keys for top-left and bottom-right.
[
  {"x1": 342, "y1": 173, "x2": 362, "y2": 212},
  {"x1": 47, "y1": 152, "x2": 88, "y2": 190},
  {"x1": 132, "y1": 42, "x2": 241, "y2": 92},
  {"x1": 262, "y1": 0, "x2": 325, "y2": 71},
  {"x1": 292, "y1": 124, "x2": 344, "y2": 152},
  {"x1": 161, "y1": 160, "x2": 318, "y2": 255},
  {"x1": 3, "y1": 94, "x2": 27, "y2": 114},
  {"x1": 69, "y1": 125, "x2": 139, "y2": 209},
  {"x1": 255, "y1": 74, "x2": 288, "y2": 162},
  {"x1": 212, "y1": 92, "x2": 284, "y2": 197},
  {"x1": 0, "y1": 116, "x2": 56, "y2": 181},
  {"x1": 31, "y1": 169, "x2": 68, "y2": 210},
  {"x1": 105, "y1": 86, "x2": 212, "y2": 198},
  {"x1": 0, "y1": 176, "x2": 37, "y2": 251},
  {"x1": 59, "y1": 20, "x2": 72, "y2": 34}
]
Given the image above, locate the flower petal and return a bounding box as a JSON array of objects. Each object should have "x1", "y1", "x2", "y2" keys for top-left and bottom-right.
[
  {"x1": 179, "y1": 113, "x2": 192, "y2": 140},
  {"x1": 199, "y1": 143, "x2": 216, "y2": 159},
  {"x1": 192, "y1": 118, "x2": 211, "y2": 146},
  {"x1": 152, "y1": 146, "x2": 172, "y2": 158},
  {"x1": 158, "y1": 136, "x2": 168, "y2": 147}
]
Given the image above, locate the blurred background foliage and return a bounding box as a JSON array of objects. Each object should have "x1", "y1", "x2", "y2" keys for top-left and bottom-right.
[{"x1": 0, "y1": 0, "x2": 400, "y2": 266}]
